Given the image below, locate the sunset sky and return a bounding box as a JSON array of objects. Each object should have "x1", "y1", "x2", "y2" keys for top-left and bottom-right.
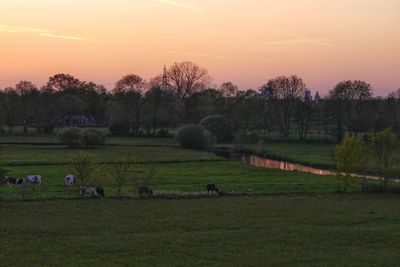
[{"x1": 1, "y1": 0, "x2": 399, "y2": 95}]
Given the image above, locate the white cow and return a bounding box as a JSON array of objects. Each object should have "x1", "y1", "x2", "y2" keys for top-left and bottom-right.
[
  {"x1": 65, "y1": 174, "x2": 76, "y2": 187},
  {"x1": 26, "y1": 175, "x2": 42, "y2": 185}
]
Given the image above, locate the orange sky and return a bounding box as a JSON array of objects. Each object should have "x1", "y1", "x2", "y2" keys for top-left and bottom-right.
[{"x1": 1, "y1": 0, "x2": 399, "y2": 95}]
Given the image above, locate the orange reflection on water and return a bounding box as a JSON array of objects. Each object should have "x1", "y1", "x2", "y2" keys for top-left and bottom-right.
[{"x1": 243, "y1": 155, "x2": 336, "y2": 176}]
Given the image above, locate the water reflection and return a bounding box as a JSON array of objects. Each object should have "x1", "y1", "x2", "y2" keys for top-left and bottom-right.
[{"x1": 242, "y1": 155, "x2": 336, "y2": 176}]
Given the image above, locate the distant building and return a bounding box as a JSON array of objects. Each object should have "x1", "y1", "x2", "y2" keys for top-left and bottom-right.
[
  {"x1": 260, "y1": 88, "x2": 273, "y2": 100},
  {"x1": 56, "y1": 114, "x2": 96, "y2": 128},
  {"x1": 304, "y1": 90, "x2": 313, "y2": 101},
  {"x1": 314, "y1": 91, "x2": 320, "y2": 103}
]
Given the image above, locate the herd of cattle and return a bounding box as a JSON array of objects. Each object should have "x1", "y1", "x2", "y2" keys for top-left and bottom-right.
[
  {"x1": 5, "y1": 175, "x2": 42, "y2": 186},
  {"x1": 3, "y1": 174, "x2": 105, "y2": 198},
  {"x1": 2, "y1": 175, "x2": 221, "y2": 198}
]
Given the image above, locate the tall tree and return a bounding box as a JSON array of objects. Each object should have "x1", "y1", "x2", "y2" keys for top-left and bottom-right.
[
  {"x1": 384, "y1": 88, "x2": 400, "y2": 133},
  {"x1": 295, "y1": 95, "x2": 314, "y2": 139},
  {"x1": 260, "y1": 75, "x2": 306, "y2": 140},
  {"x1": 46, "y1": 73, "x2": 82, "y2": 91},
  {"x1": 219, "y1": 81, "x2": 239, "y2": 97},
  {"x1": 328, "y1": 80, "x2": 373, "y2": 141},
  {"x1": 15, "y1": 81, "x2": 39, "y2": 132},
  {"x1": 113, "y1": 74, "x2": 146, "y2": 134},
  {"x1": 335, "y1": 134, "x2": 364, "y2": 192},
  {"x1": 166, "y1": 61, "x2": 211, "y2": 122},
  {"x1": 370, "y1": 128, "x2": 400, "y2": 191},
  {"x1": 0, "y1": 88, "x2": 20, "y2": 133}
]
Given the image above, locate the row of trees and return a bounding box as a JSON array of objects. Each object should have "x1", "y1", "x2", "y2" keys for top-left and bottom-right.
[{"x1": 1, "y1": 61, "x2": 399, "y2": 141}]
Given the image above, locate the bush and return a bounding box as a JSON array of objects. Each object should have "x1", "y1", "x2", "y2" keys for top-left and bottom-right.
[
  {"x1": 109, "y1": 121, "x2": 130, "y2": 136},
  {"x1": 157, "y1": 128, "x2": 170, "y2": 138},
  {"x1": 83, "y1": 129, "x2": 106, "y2": 148},
  {"x1": 59, "y1": 128, "x2": 84, "y2": 148},
  {"x1": 200, "y1": 114, "x2": 233, "y2": 143},
  {"x1": 59, "y1": 128, "x2": 105, "y2": 148},
  {"x1": 176, "y1": 124, "x2": 215, "y2": 151}
]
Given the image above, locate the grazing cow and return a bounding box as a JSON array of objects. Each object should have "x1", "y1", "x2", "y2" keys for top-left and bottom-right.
[
  {"x1": 80, "y1": 186, "x2": 105, "y2": 198},
  {"x1": 26, "y1": 175, "x2": 42, "y2": 185},
  {"x1": 96, "y1": 187, "x2": 105, "y2": 197},
  {"x1": 138, "y1": 185, "x2": 153, "y2": 197},
  {"x1": 5, "y1": 176, "x2": 24, "y2": 186},
  {"x1": 207, "y1": 183, "x2": 219, "y2": 195},
  {"x1": 65, "y1": 174, "x2": 76, "y2": 187}
]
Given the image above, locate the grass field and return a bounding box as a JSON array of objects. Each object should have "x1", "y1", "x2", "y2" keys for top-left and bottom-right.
[
  {"x1": 1, "y1": 194, "x2": 400, "y2": 267},
  {"x1": 0, "y1": 144, "x2": 217, "y2": 166},
  {"x1": 1, "y1": 134, "x2": 397, "y2": 266},
  {"x1": 0, "y1": 135, "x2": 346, "y2": 201},
  {"x1": 0, "y1": 161, "x2": 341, "y2": 201}
]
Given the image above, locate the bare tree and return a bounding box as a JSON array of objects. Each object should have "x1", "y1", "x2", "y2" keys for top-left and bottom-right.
[
  {"x1": 109, "y1": 153, "x2": 135, "y2": 198},
  {"x1": 137, "y1": 162, "x2": 157, "y2": 198},
  {"x1": 69, "y1": 152, "x2": 94, "y2": 187},
  {"x1": 219, "y1": 81, "x2": 239, "y2": 97},
  {"x1": 46, "y1": 73, "x2": 82, "y2": 91},
  {"x1": 388, "y1": 88, "x2": 400, "y2": 99},
  {"x1": 114, "y1": 74, "x2": 146, "y2": 94},
  {"x1": 260, "y1": 75, "x2": 306, "y2": 140},
  {"x1": 166, "y1": 61, "x2": 211, "y2": 121}
]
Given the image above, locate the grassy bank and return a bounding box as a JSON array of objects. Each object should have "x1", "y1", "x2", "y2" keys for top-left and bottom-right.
[{"x1": 1, "y1": 194, "x2": 399, "y2": 267}]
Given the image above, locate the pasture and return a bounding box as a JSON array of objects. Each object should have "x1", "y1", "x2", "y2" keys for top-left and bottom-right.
[
  {"x1": 1, "y1": 194, "x2": 400, "y2": 267},
  {"x1": 1, "y1": 134, "x2": 396, "y2": 266},
  {"x1": 0, "y1": 135, "x2": 344, "y2": 201},
  {"x1": 0, "y1": 161, "x2": 341, "y2": 201}
]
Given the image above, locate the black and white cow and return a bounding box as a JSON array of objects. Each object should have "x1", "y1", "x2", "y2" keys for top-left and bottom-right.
[
  {"x1": 5, "y1": 176, "x2": 24, "y2": 186},
  {"x1": 138, "y1": 185, "x2": 153, "y2": 197},
  {"x1": 25, "y1": 175, "x2": 42, "y2": 185},
  {"x1": 207, "y1": 183, "x2": 220, "y2": 195},
  {"x1": 65, "y1": 174, "x2": 76, "y2": 187},
  {"x1": 80, "y1": 186, "x2": 105, "y2": 198}
]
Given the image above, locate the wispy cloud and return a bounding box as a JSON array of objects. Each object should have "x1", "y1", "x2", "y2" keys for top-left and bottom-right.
[
  {"x1": 165, "y1": 49, "x2": 228, "y2": 59},
  {"x1": 265, "y1": 28, "x2": 333, "y2": 47},
  {"x1": 39, "y1": 33, "x2": 90, "y2": 42},
  {"x1": 159, "y1": 0, "x2": 204, "y2": 12},
  {"x1": 0, "y1": 24, "x2": 91, "y2": 42}
]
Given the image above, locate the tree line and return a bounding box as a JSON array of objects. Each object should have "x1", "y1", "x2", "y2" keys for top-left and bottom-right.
[{"x1": 1, "y1": 61, "x2": 399, "y2": 142}]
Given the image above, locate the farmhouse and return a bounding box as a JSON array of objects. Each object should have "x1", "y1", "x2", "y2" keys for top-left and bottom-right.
[{"x1": 56, "y1": 114, "x2": 96, "y2": 128}]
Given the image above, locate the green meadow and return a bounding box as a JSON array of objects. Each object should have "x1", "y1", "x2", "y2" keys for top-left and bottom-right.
[
  {"x1": 1, "y1": 194, "x2": 400, "y2": 267},
  {"x1": 0, "y1": 134, "x2": 397, "y2": 267}
]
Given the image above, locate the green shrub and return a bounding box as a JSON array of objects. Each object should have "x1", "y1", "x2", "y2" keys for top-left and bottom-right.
[
  {"x1": 59, "y1": 128, "x2": 83, "y2": 148},
  {"x1": 176, "y1": 124, "x2": 215, "y2": 151},
  {"x1": 59, "y1": 128, "x2": 105, "y2": 148},
  {"x1": 109, "y1": 121, "x2": 130, "y2": 136},
  {"x1": 176, "y1": 124, "x2": 215, "y2": 150},
  {"x1": 83, "y1": 129, "x2": 106, "y2": 148},
  {"x1": 200, "y1": 114, "x2": 234, "y2": 143}
]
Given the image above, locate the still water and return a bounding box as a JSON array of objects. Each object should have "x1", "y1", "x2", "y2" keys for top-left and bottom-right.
[
  {"x1": 241, "y1": 154, "x2": 388, "y2": 181},
  {"x1": 242, "y1": 154, "x2": 336, "y2": 176}
]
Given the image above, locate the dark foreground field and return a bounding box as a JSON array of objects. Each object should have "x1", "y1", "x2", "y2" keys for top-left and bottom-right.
[{"x1": 1, "y1": 194, "x2": 399, "y2": 267}]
